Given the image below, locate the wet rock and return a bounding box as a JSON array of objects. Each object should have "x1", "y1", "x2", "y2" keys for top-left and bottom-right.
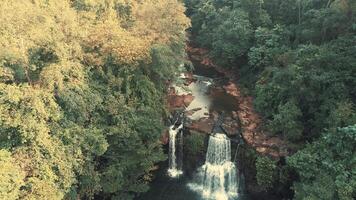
[
  {"x1": 167, "y1": 94, "x2": 194, "y2": 109},
  {"x1": 185, "y1": 108, "x2": 202, "y2": 117},
  {"x1": 187, "y1": 118, "x2": 214, "y2": 134},
  {"x1": 183, "y1": 94, "x2": 194, "y2": 107},
  {"x1": 183, "y1": 72, "x2": 197, "y2": 85}
]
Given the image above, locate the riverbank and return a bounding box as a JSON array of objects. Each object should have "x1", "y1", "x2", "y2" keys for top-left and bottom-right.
[{"x1": 186, "y1": 45, "x2": 291, "y2": 158}]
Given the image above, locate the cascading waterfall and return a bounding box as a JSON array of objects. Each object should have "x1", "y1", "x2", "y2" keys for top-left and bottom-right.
[
  {"x1": 188, "y1": 133, "x2": 238, "y2": 200},
  {"x1": 168, "y1": 123, "x2": 184, "y2": 178}
]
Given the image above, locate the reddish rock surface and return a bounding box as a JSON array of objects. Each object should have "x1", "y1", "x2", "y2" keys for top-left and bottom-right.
[
  {"x1": 186, "y1": 114, "x2": 240, "y2": 136},
  {"x1": 183, "y1": 72, "x2": 197, "y2": 85},
  {"x1": 167, "y1": 88, "x2": 194, "y2": 109},
  {"x1": 186, "y1": 118, "x2": 214, "y2": 134},
  {"x1": 223, "y1": 82, "x2": 240, "y2": 97},
  {"x1": 183, "y1": 94, "x2": 194, "y2": 107},
  {"x1": 221, "y1": 117, "x2": 240, "y2": 136}
]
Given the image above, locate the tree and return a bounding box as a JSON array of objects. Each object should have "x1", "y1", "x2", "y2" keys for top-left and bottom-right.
[
  {"x1": 0, "y1": 150, "x2": 25, "y2": 200},
  {"x1": 288, "y1": 125, "x2": 356, "y2": 200},
  {"x1": 210, "y1": 8, "x2": 253, "y2": 66},
  {"x1": 256, "y1": 156, "x2": 277, "y2": 190},
  {"x1": 0, "y1": 0, "x2": 190, "y2": 199}
]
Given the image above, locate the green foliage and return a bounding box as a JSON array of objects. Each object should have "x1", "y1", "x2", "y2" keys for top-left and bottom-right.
[
  {"x1": 150, "y1": 44, "x2": 185, "y2": 85},
  {"x1": 248, "y1": 25, "x2": 291, "y2": 72},
  {"x1": 268, "y1": 100, "x2": 303, "y2": 141},
  {"x1": 186, "y1": 0, "x2": 356, "y2": 198},
  {"x1": 0, "y1": 0, "x2": 189, "y2": 199},
  {"x1": 254, "y1": 39, "x2": 356, "y2": 139},
  {"x1": 186, "y1": 0, "x2": 356, "y2": 141},
  {"x1": 210, "y1": 8, "x2": 253, "y2": 66},
  {"x1": 184, "y1": 133, "x2": 206, "y2": 158},
  {"x1": 0, "y1": 84, "x2": 61, "y2": 147},
  {"x1": 288, "y1": 125, "x2": 356, "y2": 200},
  {"x1": 256, "y1": 156, "x2": 277, "y2": 190}
]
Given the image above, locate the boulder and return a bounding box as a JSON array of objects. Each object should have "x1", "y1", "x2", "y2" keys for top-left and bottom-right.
[
  {"x1": 183, "y1": 72, "x2": 197, "y2": 86},
  {"x1": 223, "y1": 82, "x2": 240, "y2": 97},
  {"x1": 167, "y1": 94, "x2": 194, "y2": 109},
  {"x1": 183, "y1": 94, "x2": 194, "y2": 107}
]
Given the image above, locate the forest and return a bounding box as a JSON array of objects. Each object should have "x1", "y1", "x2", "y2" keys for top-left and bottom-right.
[
  {"x1": 0, "y1": 0, "x2": 355, "y2": 200},
  {"x1": 0, "y1": 0, "x2": 189, "y2": 199},
  {"x1": 185, "y1": 0, "x2": 355, "y2": 199}
]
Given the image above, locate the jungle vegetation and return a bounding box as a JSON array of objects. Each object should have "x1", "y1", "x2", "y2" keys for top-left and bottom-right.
[
  {"x1": 185, "y1": 0, "x2": 355, "y2": 199},
  {"x1": 0, "y1": 0, "x2": 189, "y2": 199},
  {"x1": 0, "y1": 0, "x2": 355, "y2": 200}
]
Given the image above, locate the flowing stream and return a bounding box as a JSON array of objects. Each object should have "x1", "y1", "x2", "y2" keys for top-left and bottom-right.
[
  {"x1": 188, "y1": 133, "x2": 238, "y2": 200},
  {"x1": 137, "y1": 64, "x2": 249, "y2": 200}
]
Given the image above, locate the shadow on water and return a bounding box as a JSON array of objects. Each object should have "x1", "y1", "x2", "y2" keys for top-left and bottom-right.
[
  {"x1": 136, "y1": 160, "x2": 250, "y2": 200},
  {"x1": 136, "y1": 161, "x2": 200, "y2": 200},
  {"x1": 209, "y1": 88, "x2": 239, "y2": 113}
]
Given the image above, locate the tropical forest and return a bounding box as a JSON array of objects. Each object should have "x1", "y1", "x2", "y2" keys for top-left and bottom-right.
[{"x1": 0, "y1": 0, "x2": 355, "y2": 200}]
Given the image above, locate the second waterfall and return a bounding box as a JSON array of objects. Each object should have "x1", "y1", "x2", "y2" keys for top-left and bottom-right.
[
  {"x1": 168, "y1": 123, "x2": 184, "y2": 178},
  {"x1": 188, "y1": 133, "x2": 238, "y2": 200}
]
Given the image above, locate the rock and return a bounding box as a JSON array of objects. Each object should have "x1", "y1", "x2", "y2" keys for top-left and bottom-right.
[
  {"x1": 183, "y1": 94, "x2": 194, "y2": 107},
  {"x1": 186, "y1": 118, "x2": 214, "y2": 134},
  {"x1": 223, "y1": 82, "x2": 239, "y2": 97},
  {"x1": 185, "y1": 108, "x2": 202, "y2": 116},
  {"x1": 167, "y1": 94, "x2": 194, "y2": 109},
  {"x1": 232, "y1": 111, "x2": 239, "y2": 120},
  {"x1": 183, "y1": 72, "x2": 197, "y2": 85},
  {"x1": 167, "y1": 95, "x2": 184, "y2": 108},
  {"x1": 211, "y1": 111, "x2": 219, "y2": 121},
  {"x1": 221, "y1": 117, "x2": 240, "y2": 136}
]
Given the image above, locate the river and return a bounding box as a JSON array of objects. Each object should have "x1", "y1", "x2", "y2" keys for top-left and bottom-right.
[{"x1": 136, "y1": 58, "x2": 252, "y2": 200}]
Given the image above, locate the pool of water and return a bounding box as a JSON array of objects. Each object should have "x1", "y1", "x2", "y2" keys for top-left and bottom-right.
[
  {"x1": 136, "y1": 161, "x2": 250, "y2": 200},
  {"x1": 209, "y1": 88, "x2": 239, "y2": 113},
  {"x1": 136, "y1": 162, "x2": 200, "y2": 200},
  {"x1": 137, "y1": 62, "x2": 251, "y2": 200}
]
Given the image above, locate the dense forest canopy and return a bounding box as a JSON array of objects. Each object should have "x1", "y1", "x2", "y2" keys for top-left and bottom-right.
[
  {"x1": 0, "y1": 0, "x2": 189, "y2": 199},
  {"x1": 185, "y1": 0, "x2": 355, "y2": 199},
  {"x1": 0, "y1": 0, "x2": 355, "y2": 200}
]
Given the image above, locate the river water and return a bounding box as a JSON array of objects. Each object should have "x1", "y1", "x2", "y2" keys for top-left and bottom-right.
[{"x1": 137, "y1": 63, "x2": 250, "y2": 200}]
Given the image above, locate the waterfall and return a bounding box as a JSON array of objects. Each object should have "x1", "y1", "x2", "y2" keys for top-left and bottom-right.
[
  {"x1": 188, "y1": 133, "x2": 238, "y2": 200},
  {"x1": 168, "y1": 123, "x2": 184, "y2": 178}
]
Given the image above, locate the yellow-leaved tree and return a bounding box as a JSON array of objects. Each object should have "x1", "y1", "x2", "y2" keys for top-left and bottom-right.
[{"x1": 0, "y1": 0, "x2": 190, "y2": 199}]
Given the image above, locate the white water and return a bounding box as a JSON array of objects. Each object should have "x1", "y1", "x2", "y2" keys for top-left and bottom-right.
[
  {"x1": 188, "y1": 133, "x2": 238, "y2": 200},
  {"x1": 185, "y1": 76, "x2": 212, "y2": 120},
  {"x1": 173, "y1": 74, "x2": 213, "y2": 120},
  {"x1": 168, "y1": 123, "x2": 184, "y2": 178}
]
